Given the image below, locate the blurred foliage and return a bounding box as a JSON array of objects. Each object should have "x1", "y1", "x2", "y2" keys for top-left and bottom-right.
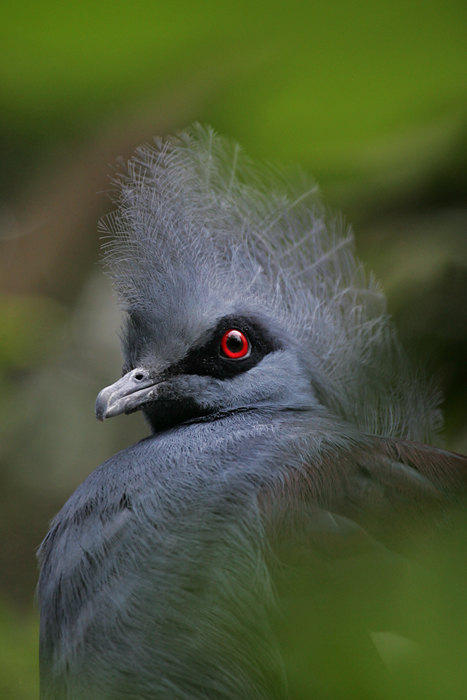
[
  {"x1": 275, "y1": 512, "x2": 467, "y2": 700},
  {"x1": 0, "y1": 602, "x2": 38, "y2": 700},
  {"x1": 0, "y1": 296, "x2": 65, "y2": 370},
  {"x1": 1, "y1": 0, "x2": 466, "y2": 192},
  {"x1": 0, "y1": 0, "x2": 466, "y2": 697}
]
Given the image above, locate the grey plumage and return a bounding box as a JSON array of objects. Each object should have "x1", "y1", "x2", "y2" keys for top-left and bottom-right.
[
  {"x1": 102, "y1": 126, "x2": 439, "y2": 441},
  {"x1": 38, "y1": 125, "x2": 466, "y2": 700}
]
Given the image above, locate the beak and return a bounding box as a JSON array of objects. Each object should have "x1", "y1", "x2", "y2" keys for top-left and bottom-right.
[{"x1": 95, "y1": 368, "x2": 162, "y2": 421}]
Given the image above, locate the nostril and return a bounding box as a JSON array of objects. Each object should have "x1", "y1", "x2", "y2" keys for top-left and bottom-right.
[{"x1": 134, "y1": 372, "x2": 145, "y2": 381}]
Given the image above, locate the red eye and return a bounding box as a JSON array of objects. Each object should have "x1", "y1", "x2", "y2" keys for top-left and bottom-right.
[{"x1": 220, "y1": 329, "x2": 250, "y2": 360}]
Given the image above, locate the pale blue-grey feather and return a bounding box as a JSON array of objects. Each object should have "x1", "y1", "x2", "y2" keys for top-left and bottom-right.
[{"x1": 100, "y1": 124, "x2": 441, "y2": 442}]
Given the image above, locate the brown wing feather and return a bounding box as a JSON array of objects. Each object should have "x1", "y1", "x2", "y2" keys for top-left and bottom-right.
[{"x1": 260, "y1": 437, "x2": 467, "y2": 557}]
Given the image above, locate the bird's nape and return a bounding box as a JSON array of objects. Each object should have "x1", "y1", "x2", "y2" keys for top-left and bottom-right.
[{"x1": 37, "y1": 124, "x2": 466, "y2": 700}]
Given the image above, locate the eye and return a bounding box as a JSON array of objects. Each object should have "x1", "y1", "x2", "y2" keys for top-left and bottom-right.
[{"x1": 220, "y1": 329, "x2": 251, "y2": 360}]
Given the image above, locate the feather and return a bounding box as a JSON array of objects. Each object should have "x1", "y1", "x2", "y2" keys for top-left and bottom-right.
[
  {"x1": 261, "y1": 435, "x2": 467, "y2": 559},
  {"x1": 100, "y1": 124, "x2": 441, "y2": 442}
]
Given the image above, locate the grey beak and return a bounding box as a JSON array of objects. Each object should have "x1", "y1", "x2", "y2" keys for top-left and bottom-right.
[{"x1": 95, "y1": 368, "x2": 161, "y2": 421}]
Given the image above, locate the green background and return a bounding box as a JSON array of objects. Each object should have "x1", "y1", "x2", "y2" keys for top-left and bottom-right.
[{"x1": 0, "y1": 1, "x2": 466, "y2": 697}]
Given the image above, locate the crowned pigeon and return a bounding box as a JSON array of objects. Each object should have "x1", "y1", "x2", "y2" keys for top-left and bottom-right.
[{"x1": 37, "y1": 125, "x2": 467, "y2": 700}]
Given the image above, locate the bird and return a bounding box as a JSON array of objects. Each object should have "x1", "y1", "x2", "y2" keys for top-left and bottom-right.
[{"x1": 37, "y1": 124, "x2": 467, "y2": 700}]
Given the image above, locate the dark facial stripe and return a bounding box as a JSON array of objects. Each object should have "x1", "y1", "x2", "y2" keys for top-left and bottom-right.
[{"x1": 169, "y1": 315, "x2": 282, "y2": 380}]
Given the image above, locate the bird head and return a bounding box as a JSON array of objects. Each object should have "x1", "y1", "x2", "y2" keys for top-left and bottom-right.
[
  {"x1": 95, "y1": 125, "x2": 441, "y2": 440},
  {"x1": 95, "y1": 305, "x2": 316, "y2": 431}
]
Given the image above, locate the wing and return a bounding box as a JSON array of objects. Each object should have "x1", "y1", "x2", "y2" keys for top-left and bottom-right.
[
  {"x1": 260, "y1": 436, "x2": 467, "y2": 557},
  {"x1": 260, "y1": 438, "x2": 467, "y2": 695}
]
